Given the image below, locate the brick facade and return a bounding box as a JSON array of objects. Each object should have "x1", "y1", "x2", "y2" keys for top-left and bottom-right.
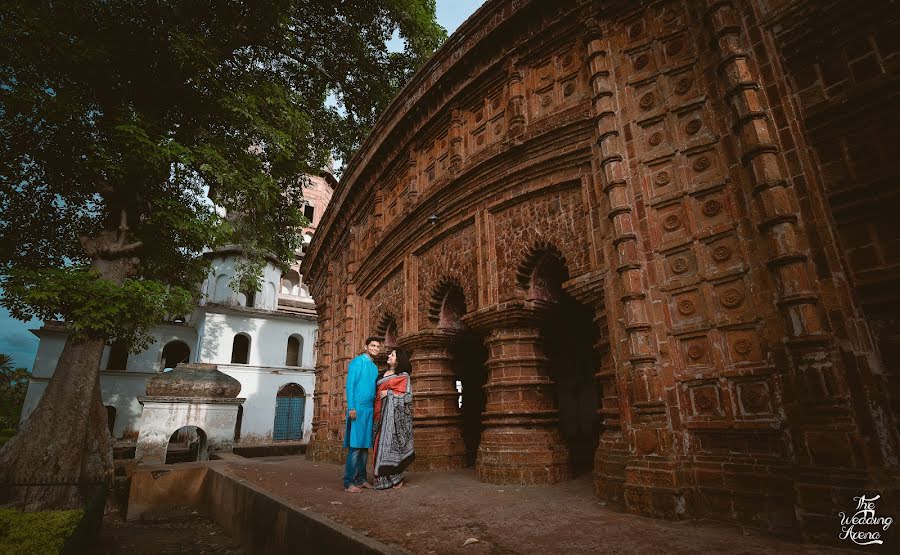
[{"x1": 300, "y1": 0, "x2": 900, "y2": 542}]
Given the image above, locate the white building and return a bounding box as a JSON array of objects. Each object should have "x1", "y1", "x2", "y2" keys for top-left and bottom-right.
[{"x1": 21, "y1": 172, "x2": 335, "y2": 449}]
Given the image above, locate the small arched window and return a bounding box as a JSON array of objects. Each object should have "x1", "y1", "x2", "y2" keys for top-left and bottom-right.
[
  {"x1": 231, "y1": 334, "x2": 250, "y2": 364},
  {"x1": 214, "y1": 274, "x2": 230, "y2": 303},
  {"x1": 285, "y1": 335, "x2": 303, "y2": 367},
  {"x1": 161, "y1": 340, "x2": 191, "y2": 371}
]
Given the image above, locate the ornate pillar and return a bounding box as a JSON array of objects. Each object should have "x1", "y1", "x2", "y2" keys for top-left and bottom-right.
[
  {"x1": 398, "y1": 329, "x2": 467, "y2": 470},
  {"x1": 447, "y1": 106, "x2": 465, "y2": 175},
  {"x1": 464, "y1": 302, "x2": 570, "y2": 484},
  {"x1": 506, "y1": 60, "x2": 526, "y2": 140},
  {"x1": 585, "y1": 19, "x2": 688, "y2": 518},
  {"x1": 705, "y1": 0, "x2": 897, "y2": 538}
]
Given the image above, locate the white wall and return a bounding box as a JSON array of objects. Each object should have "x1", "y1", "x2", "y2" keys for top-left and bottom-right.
[
  {"x1": 30, "y1": 331, "x2": 66, "y2": 378},
  {"x1": 219, "y1": 365, "x2": 315, "y2": 445},
  {"x1": 21, "y1": 372, "x2": 151, "y2": 439},
  {"x1": 195, "y1": 310, "x2": 315, "y2": 368},
  {"x1": 201, "y1": 254, "x2": 282, "y2": 311},
  {"x1": 114, "y1": 325, "x2": 198, "y2": 373}
]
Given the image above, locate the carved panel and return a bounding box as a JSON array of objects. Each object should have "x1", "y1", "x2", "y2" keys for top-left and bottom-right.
[
  {"x1": 528, "y1": 46, "x2": 584, "y2": 121},
  {"x1": 416, "y1": 225, "x2": 478, "y2": 329},
  {"x1": 646, "y1": 158, "x2": 680, "y2": 201},
  {"x1": 367, "y1": 266, "x2": 405, "y2": 336},
  {"x1": 725, "y1": 328, "x2": 764, "y2": 365},
  {"x1": 669, "y1": 288, "x2": 706, "y2": 327},
  {"x1": 733, "y1": 379, "x2": 775, "y2": 417},
  {"x1": 418, "y1": 131, "x2": 450, "y2": 191},
  {"x1": 467, "y1": 86, "x2": 507, "y2": 157},
  {"x1": 492, "y1": 184, "x2": 589, "y2": 300},
  {"x1": 690, "y1": 187, "x2": 733, "y2": 235},
  {"x1": 701, "y1": 233, "x2": 745, "y2": 276},
  {"x1": 684, "y1": 380, "x2": 727, "y2": 420},
  {"x1": 663, "y1": 246, "x2": 697, "y2": 284},
  {"x1": 680, "y1": 334, "x2": 713, "y2": 369}
]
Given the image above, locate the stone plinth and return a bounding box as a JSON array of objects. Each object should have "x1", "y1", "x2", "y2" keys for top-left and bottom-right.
[{"x1": 135, "y1": 397, "x2": 245, "y2": 464}]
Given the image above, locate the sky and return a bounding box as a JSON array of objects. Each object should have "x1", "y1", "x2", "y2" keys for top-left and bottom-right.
[{"x1": 0, "y1": 1, "x2": 487, "y2": 372}]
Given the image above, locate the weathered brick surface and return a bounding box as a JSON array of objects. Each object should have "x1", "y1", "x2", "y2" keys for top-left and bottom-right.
[{"x1": 300, "y1": 0, "x2": 900, "y2": 543}]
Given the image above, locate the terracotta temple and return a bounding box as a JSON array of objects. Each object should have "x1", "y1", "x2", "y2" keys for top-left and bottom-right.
[{"x1": 299, "y1": 0, "x2": 899, "y2": 541}]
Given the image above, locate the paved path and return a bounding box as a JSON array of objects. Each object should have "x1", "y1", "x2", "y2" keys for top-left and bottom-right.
[{"x1": 216, "y1": 456, "x2": 852, "y2": 554}]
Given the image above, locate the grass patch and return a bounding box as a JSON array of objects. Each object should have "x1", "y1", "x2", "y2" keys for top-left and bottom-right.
[{"x1": 0, "y1": 508, "x2": 83, "y2": 554}]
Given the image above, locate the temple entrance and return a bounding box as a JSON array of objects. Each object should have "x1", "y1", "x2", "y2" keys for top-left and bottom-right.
[
  {"x1": 450, "y1": 331, "x2": 488, "y2": 467},
  {"x1": 542, "y1": 298, "x2": 600, "y2": 476},
  {"x1": 521, "y1": 243, "x2": 601, "y2": 478}
]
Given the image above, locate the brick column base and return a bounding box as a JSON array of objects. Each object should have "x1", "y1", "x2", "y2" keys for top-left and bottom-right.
[
  {"x1": 399, "y1": 330, "x2": 467, "y2": 471},
  {"x1": 466, "y1": 303, "x2": 571, "y2": 484}
]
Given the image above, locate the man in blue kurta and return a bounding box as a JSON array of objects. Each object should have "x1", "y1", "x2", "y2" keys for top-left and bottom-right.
[{"x1": 343, "y1": 336, "x2": 381, "y2": 492}]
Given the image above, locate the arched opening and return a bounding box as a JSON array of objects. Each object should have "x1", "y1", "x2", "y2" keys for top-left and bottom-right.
[
  {"x1": 105, "y1": 405, "x2": 116, "y2": 436},
  {"x1": 450, "y1": 332, "x2": 488, "y2": 467},
  {"x1": 432, "y1": 279, "x2": 487, "y2": 468},
  {"x1": 231, "y1": 334, "x2": 251, "y2": 364},
  {"x1": 264, "y1": 281, "x2": 277, "y2": 309},
  {"x1": 234, "y1": 405, "x2": 243, "y2": 443},
  {"x1": 165, "y1": 426, "x2": 208, "y2": 464},
  {"x1": 213, "y1": 274, "x2": 230, "y2": 303},
  {"x1": 273, "y1": 383, "x2": 305, "y2": 441},
  {"x1": 374, "y1": 314, "x2": 398, "y2": 366},
  {"x1": 285, "y1": 335, "x2": 303, "y2": 367},
  {"x1": 527, "y1": 249, "x2": 601, "y2": 476},
  {"x1": 161, "y1": 340, "x2": 191, "y2": 371},
  {"x1": 106, "y1": 341, "x2": 129, "y2": 370},
  {"x1": 242, "y1": 288, "x2": 256, "y2": 308},
  {"x1": 282, "y1": 269, "x2": 301, "y2": 295},
  {"x1": 429, "y1": 279, "x2": 467, "y2": 330},
  {"x1": 382, "y1": 319, "x2": 398, "y2": 353}
]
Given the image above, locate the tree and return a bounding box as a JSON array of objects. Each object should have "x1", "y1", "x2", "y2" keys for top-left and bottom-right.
[
  {"x1": 0, "y1": 354, "x2": 29, "y2": 430},
  {"x1": 0, "y1": 0, "x2": 444, "y2": 509}
]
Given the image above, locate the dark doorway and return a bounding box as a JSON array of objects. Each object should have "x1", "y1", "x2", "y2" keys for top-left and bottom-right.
[
  {"x1": 450, "y1": 331, "x2": 488, "y2": 467},
  {"x1": 542, "y1": 297, "x2": 600, "y2": 476}
]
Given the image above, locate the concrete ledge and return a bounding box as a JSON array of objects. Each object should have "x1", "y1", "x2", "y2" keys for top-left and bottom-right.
[{"x1": 203, "y1": 469, "x2": 407, "y2": 555}]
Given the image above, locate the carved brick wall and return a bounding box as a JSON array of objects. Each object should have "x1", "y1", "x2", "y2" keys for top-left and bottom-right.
[
  {"x1": 301, "y1": 0, "x2": 899, "y2": 542},
  {"x1": 491, "y1": 183, "x2": 591, "y2": 301}
]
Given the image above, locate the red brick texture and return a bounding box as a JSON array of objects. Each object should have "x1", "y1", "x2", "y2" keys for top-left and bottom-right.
[{"x1": 300, "y1": 0, "x2": 900, "y2": 543}]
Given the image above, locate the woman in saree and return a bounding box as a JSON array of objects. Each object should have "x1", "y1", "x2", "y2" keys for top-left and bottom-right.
[{"x1": 372, "y1": 347, "x2": 415, "y2": 490}]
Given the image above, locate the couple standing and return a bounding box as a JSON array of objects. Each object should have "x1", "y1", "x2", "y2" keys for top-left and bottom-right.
[{"x1": 343, "y1": 337, "x2": 415, "y2": 492}]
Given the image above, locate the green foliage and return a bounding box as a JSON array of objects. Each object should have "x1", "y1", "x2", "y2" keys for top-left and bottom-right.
[
  {"x1": 2, "y1": 270, "x2": 193, "y2": 350},
  {"x1": 0, "y1": 354, "x2": 29, "y2": 429},
  {"x1": 0, "y1": 508, "x2": 83, "y2": 554},
  {"x1": 0, "y1": 0, "x2": 445, "y2": 343}
]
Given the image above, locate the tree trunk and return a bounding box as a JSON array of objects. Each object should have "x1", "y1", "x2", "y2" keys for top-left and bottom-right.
[{"x1": 0, "y1": 250, "x2": 132, "y2": 510}]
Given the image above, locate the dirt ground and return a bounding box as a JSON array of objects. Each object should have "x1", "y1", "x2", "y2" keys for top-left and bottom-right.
[
  {"x1": 91, "y1": 512, "x2": 244, "y2": 554},
  {"x1": 214, "y1": 456, "x2": 854, "y2": 554}
]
